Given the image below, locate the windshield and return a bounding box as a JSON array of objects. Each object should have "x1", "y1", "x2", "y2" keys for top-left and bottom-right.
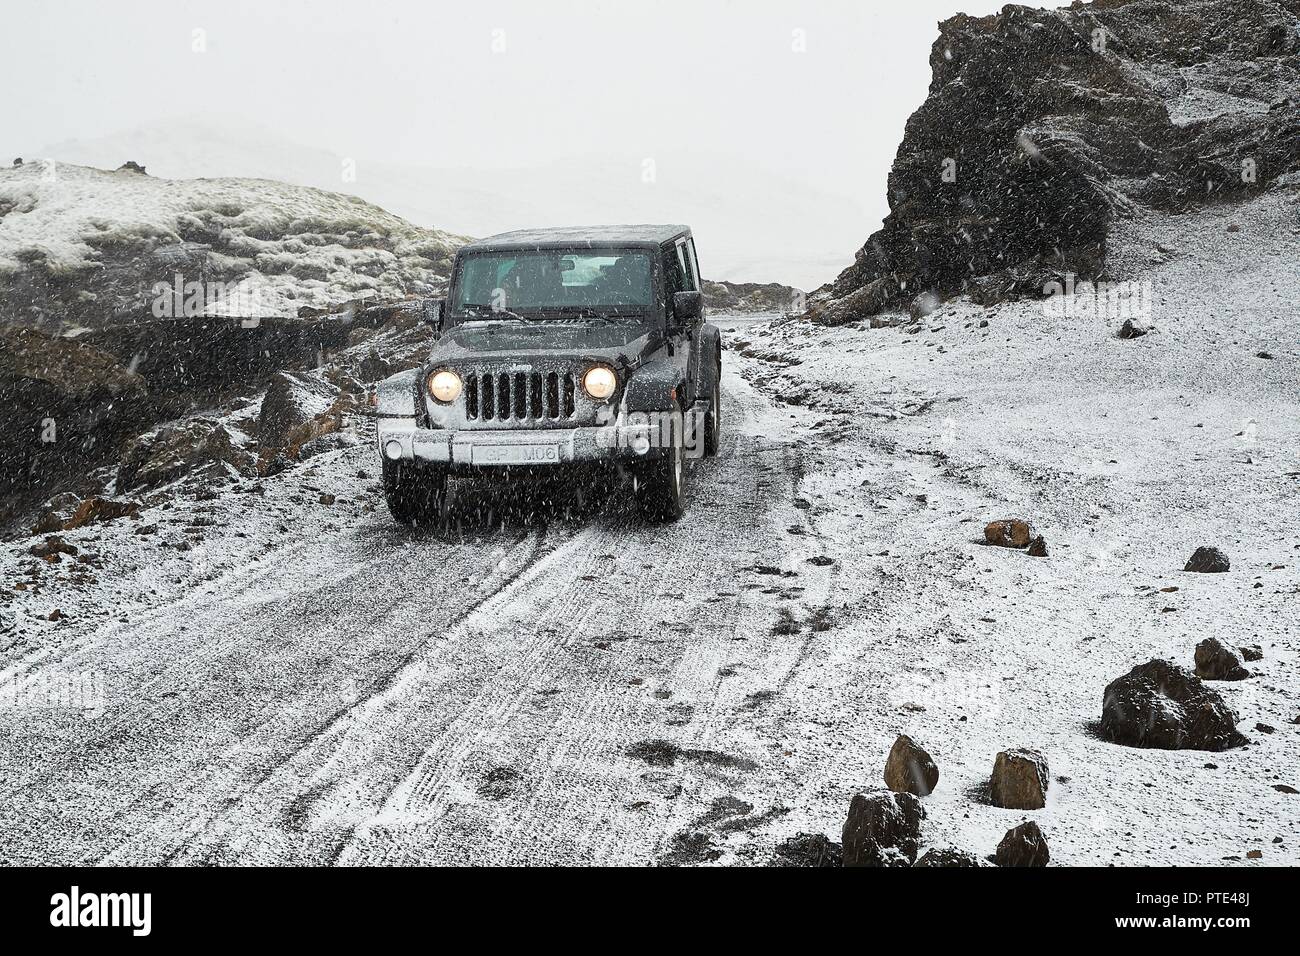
[{"x1": 455, "y1": 249, "x2": 653, "y2": 315}]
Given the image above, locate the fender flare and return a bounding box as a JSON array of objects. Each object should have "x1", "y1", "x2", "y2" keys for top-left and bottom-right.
[
  {"x1": 623, "y1": 359, "x2": 685, "y2": 412},
  {"x1": 377, "y1": 369, "x2": 420, "y2": 418}
]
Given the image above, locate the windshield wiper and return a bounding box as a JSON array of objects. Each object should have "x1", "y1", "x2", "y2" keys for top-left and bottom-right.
[{"x1": 461, "y1": 303, "x2": 533, "y2": 323}]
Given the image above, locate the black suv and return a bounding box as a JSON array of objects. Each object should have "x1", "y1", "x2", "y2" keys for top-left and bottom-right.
[{"x1": 375, "y1": 225, "x2": 722, "y2": 523}]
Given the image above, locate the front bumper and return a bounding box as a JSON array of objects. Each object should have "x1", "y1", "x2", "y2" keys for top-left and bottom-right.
[{"x1": 376, "y1": 418, "x2": 668, "y2": 467}]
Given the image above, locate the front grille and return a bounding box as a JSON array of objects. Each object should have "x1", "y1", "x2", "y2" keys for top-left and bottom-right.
[{"x1": 465, "y1": 370, "x2": 577, "y2": 422}]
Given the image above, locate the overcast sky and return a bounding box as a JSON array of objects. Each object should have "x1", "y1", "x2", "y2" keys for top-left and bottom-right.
[{"x1": 2, "y1": 0, "x2": 1015, "y2": 286}]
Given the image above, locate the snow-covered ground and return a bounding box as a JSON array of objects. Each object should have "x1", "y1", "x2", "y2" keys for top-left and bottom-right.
[{"x1": 0, "y1": 190, "x2": 1295, "y2": 865}]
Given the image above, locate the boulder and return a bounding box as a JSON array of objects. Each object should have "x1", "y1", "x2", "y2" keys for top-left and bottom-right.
[
  {"x1": 990, "y1": 748, "x2": 1049, "y2": 810},
  {"x1": 29, "y1": 536, "x2": 78, "y2": 560},
  {"x1": 62, "y1": 497, "x2": 142, "y2": 530},
  {"x1": 985, "y1": 519, "x2": 1035, "y2": 548},
  {"x1": 1194, "y1": 637, "x2": 1251, "y2": 681},
  {"x1": 995, "y1": 821, "x2": 1050, "y2": 867},
  {"x1": 841, "y1": 791, "x2": 926, "y2": 867},
  {"x1": 803, "y1": 0, "x2": 1300, "y2": 319},
  {"x1": 28, "y1": 492, "x2": 83, "y2": 536},
  {"x1": 1100, "y1": 658, "x2": 1247, "y2": 751},
  {"x1": 884, "y1": 734, "x2": 940, "y2": 797},
  {"x1": 1185, "y1": 546, "x2": 1230, "y2": 573},
  {"x1": 770, "y1": 832, "x2": 843, "y2": 868},
  {"x1": 356, "y1": 349, "x2": 393, "y2": 384},
  {"x1": 117, "y1": 419, "x2": 255, "y2": 492},
  {"x1": 256, "y1": 372, "x2": 356, "y2": 466},
  {"x1": 914, "y1": 848, "x2": 993, "y2": 867}
]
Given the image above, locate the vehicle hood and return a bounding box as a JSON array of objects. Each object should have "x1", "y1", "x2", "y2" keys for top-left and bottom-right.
[{"x1": 429, "y1": 319, "x2": 661, "y2": 369}]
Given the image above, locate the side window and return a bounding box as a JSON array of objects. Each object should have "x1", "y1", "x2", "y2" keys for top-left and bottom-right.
[
  {"x1": 675, "y1": 240, "x2": 698, "y2": 292},
  {"x1": 686, "y1": 238, "x2": 702, "y2": 287},
  {"x1": 663, "y1": 247, "x2": 685, "y2": 298}
]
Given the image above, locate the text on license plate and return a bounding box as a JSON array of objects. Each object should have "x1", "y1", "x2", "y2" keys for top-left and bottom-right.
[{"x1": 472, "y1": 444, "x2": 561, "y2": 465}]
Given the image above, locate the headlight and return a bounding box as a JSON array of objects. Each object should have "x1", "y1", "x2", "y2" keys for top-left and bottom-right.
[
  {"x1": 583, "y1": 365, "x2": 617, "y2": 400},
  {"x1": 427, "y1": 369, "x2": 462, "y2": 403}
]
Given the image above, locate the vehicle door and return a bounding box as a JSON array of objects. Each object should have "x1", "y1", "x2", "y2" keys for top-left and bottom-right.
[{"x1": 663, "y1": 237, "x2": 701, "y2": 404}]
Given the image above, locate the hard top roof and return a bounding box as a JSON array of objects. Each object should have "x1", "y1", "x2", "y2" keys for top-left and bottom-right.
[{"x1": 460, "y1": 224, "x2": 691, "y2": 253}]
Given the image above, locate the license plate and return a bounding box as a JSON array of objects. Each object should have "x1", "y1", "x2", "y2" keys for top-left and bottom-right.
[{"x1": 472, "y1": 443, "x2": 562, "y2": 465}]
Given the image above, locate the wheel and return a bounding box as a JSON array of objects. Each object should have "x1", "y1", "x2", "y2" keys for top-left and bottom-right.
[
  {"x1": 382, "y1": 458, "x2": 448, "y2": 527},
  {"x1": 704, "y1": 365, "x2": 721, "y2": 457},
  {"x1": 635, "y1": 423, "x2": 686, "y2": 522}
]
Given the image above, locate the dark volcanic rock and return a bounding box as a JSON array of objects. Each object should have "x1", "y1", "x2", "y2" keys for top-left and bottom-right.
[
  {"x1": 0, "y1": 328, "x2": 148, "y2": 526},
  {"x1": 1185, "y1": 546, "x2": 1230, "y2": 573},
  {"x1": 1100, "y1": 658, "x2": 1247, "y2": 751},
  {"x1": 62, "y1": 497, "x2": 142, "y2": 530},
  {"x1": 884, "y1": 734, "x2": 940, "y2": 797},
  {"x1": 807, "y1": 0, "x2": 1300, "y2": 322},
  {"x1": 841, "y1": 791, "x2": 926, "y2": 867},
  {"x1": 915, "y1": 847, "x2": 994, "y2": 867},
  {"x1": 117, "y1": 419, "x2": 256, "y2": 492},
  {"x1": 770, "y1": 832, "x2": 843, "y2": 867},
  {"x1": 1194, "y1": 637, "x2": 1251, "y2": 681},
  {"x1": 1117, "y1": 318, "x2": 1151, "y2": 339},
  {"x1": 995, "y1": 821, "x2": 1050, "y2": 867}
]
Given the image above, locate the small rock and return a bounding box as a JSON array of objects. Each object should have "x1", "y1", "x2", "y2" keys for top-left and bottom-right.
[
  {"x1": 1184, "y1": 546, "x2": 1230, "y2": 573},
  {"x1": 1246, "y1": 849, "x2": 1262, "y2": 859},
  {"x1": 990, "y1": 748, "x2": 1049, "y2": 810},
  {"x1": 995, "y1": 820, "x2": 1049, "y2": 867},
  {"x1": 914, "y1": 848, "x2": 993, "y2": 867},
  {"x1": 1255, "y1": 351, "x2": 1274, "y2": 360},
  {"x1": 1254, "y1": 723, "x2": 1275, "y2": 734},
  {"x1": 884, "y1": 734, "x2": 940, "y2": 797},
  {"x1": 319, "y1": 493, "x2": 336, "y2": 506},
  {"x1": 1117, "y1": 318, "x2": 1150, "y2": 339},
  {"x1": 1239, "y1": 644, "x2": 1263, "y2": 662},
  {"x1": 1194, "y1": 637, "x2": 1250, "y2": 681},
  {"x1": 1275, "y1": 785, "x2": 1298, "y2": 795},
  {"x1": 841, "y1": 791, "x2": 925, "y2": 867},
  {"x1": 1027, "y1": 536, "x2": 1048, "y2": 557},
  {"x1": 985, "y1": 519, "x2": 1034, "y2": 548},
  {"x1": 29, "y1": 536, "x2": 78, "y2": 560},
  {"x1": 48, "y1": 609, "x2": 62, "y2": 622}
]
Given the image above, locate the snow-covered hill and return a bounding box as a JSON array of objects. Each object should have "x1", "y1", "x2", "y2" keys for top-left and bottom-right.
[
  {"x1": 0, "y1": 161, "x2": 462, "y2": 326},
  {"x1": 34, "y1": 117, "x2": 866, "y2": 290}
]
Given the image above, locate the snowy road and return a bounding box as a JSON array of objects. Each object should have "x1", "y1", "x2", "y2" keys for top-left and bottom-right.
[{"x1": 1, "y1": 331, "x2": 842, "y2": 866}]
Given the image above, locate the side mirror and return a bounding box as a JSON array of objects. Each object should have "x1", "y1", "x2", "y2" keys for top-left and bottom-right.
[
  {"x1": 672, "y1": 291, "x2": 703, "y2": 326},
  {"x1": 423, "y1": 298, "x2": 445, "y2": 332}
]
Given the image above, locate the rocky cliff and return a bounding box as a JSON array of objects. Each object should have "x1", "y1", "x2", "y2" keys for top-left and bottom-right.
[
  {"x1": 809, "y1": 0, "x2": 1300, "y2": 323},
  {"x1": 0, "y1": 163, "x2": 460, "y2": 530}
]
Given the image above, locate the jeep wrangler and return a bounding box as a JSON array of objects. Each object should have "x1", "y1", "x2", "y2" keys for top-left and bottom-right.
[{"x1": 375, "y1": 225, "x2": 722, "y2": 524}]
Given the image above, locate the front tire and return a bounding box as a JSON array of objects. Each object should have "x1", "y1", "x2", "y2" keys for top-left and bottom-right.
[
  {"x1": 635, "y1": 427, "x2": 685, "y2": 522},
  {"x1": 382, "y1": 458, "x2": 448, "y2": 527}
]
